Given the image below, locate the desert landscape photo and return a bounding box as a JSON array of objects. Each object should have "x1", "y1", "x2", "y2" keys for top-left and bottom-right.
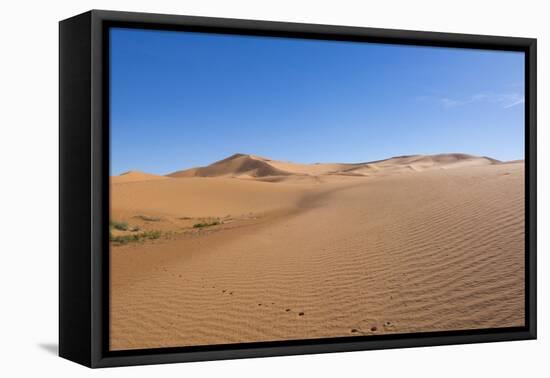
[{"x1": 109, "y1": 28, "x2": 525, "y2": 350}]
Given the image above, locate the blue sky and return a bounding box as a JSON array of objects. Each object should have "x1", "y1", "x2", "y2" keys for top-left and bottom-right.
[{"x1": 110, "y1": 27, "x2": 525, "y2": 175}]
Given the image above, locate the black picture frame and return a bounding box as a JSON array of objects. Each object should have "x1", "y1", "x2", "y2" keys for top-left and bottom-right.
[{"x1": 59, "y1": 9, "x2": 537, "y2": 368}]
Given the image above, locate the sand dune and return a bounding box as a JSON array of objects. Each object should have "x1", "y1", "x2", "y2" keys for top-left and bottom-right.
[
  {"x1": 166, "y1": 152, "x2": 499, "y2": 179},
  {"x1": 111, "y1": 170, "x2": 169, "y2": 184},
  {"x1": 336, "y1": 154, "x2": 497, "y2": 176},
  {"x1": 261, "y1": 158, "x2": 357, "y2": 176},
  {"x1": 168, "y1": 153, "x2": 291, "y2": 178},
  {"x1": 111, "y1": 176, "x2": 324, "y2": 219},
  {"x1": 110, "y1": 154, "x2": 524, "y2": 350}
]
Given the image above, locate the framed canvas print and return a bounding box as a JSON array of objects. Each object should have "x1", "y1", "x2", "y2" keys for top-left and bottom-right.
[{"x1": 59, "y1": 10, "x2": 537, "y2": 368}]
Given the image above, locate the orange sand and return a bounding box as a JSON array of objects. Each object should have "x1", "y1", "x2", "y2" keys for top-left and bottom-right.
[{"x1": 110, "y1": 154, "x2": 525, "y2": 350}]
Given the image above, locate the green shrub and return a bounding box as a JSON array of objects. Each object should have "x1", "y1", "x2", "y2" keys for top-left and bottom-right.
[
  {"x1": 193, "y1": 220, "x2": 221, "y2": 228},
  {"x1": 142, "y1": 230, "x2": 161, "y2": 239},
  {"x1": 110, "y1": 220, "x2": 129, "y2": 231},
  {"x1": 110, "y1": 230, "x2": 162, "y2": 245}
]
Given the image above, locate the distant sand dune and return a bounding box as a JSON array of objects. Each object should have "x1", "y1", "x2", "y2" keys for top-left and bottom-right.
[
  {"x1": 168, "y1": 153, "x2": 292, "y2": 178},
  {"x1": 165, "y1": 153, "x2": 500, "y2": 179},
  {"x1": 111, "y1": 170, "x2": 169, "y2": 184},
  {"x1": 110, "y1": 154, "x2": 524, "y2": 350},
  {"x1": 340, "y1": 153, "x2": 499, "y2": 176}
]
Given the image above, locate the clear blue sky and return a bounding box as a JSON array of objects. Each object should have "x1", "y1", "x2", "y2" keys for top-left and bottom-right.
[{"x1": 110, "y1": 27, "x2": 525, "y2": 175}]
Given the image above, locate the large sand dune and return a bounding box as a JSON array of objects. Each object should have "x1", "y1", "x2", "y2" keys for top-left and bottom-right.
[{"x1": 110, "y1": 154, "x2": 524, "y2": 350}]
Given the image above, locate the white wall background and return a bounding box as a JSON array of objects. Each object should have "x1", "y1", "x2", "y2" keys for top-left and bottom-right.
[{"x1": 0, "y1": 0, "x2": 546, "y2": 376}]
